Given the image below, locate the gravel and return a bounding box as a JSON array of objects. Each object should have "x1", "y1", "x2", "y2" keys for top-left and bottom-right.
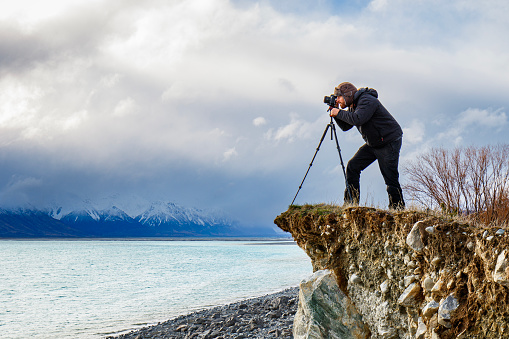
[{"x1": 106, "y1": 287, "x2": 299, "y2": 339}]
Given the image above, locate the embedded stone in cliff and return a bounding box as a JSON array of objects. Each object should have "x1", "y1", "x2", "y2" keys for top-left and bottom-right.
[
  {"x1": 422, "y1": 300, "x2": 440, "y2": 319},
  {"x1": 416, "y1": 317, "x2": 427, "y2": 339},
  {"x1": 378, "y1": 326, "x2": 398, "y2": 338},
  {"x1": 293, "y1": 270, "x2": 370, "y2": 339},
  {"x1": 438, "y1": 294, "x2": 459, "y2": 328},
  {"x1": 406, "y1": 221, "x2": 425, "y2": 252},
  {"x1": 380, "y1": 280, "x2": 390, "y2": 295},
  {"x1": 431, "y1": 279, "x2": 445, "y2": 297},
  {"x1": 349, "y1": 273, "x2": 362, "y2": 285},
  {"x1": 397, "y1": 282, "x2": 422, "y2": 307},
  {"x1": 493, "y1": 249, "x2": 509, "y2": 287},
  {"x1": 431, "y1": 256, "x2": 442, "y2": 266},
  {"x1": 403, "y1": 275, "x2": 418, "y2": 287},
  {"x1": 422, "y1": 276, "x2": 434, "y2": 292}
]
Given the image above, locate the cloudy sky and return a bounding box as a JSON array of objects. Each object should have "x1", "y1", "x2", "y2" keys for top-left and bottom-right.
[{"x1": 1, "y1": 0, "x2": 508, "y2": 227}]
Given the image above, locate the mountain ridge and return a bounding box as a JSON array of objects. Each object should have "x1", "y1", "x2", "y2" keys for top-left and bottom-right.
[{"x1": 0, "y1": 200, "x2": 276, "y2": 238}]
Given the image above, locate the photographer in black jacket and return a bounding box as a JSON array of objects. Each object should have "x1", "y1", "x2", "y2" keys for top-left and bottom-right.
[{"x1": 329, "y1": 82, "x2": 405, "y2": 209}]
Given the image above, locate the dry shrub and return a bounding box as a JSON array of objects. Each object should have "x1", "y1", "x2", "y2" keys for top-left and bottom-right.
[{"x1": 403, "y1": 144, "x2": 509, "y2": 226}]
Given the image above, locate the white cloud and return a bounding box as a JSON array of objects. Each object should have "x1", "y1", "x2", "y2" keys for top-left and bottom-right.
[
  {"x1": 268, "y1": 113, "x2": 315, "y2": 142},
  {"x1": 368, "y1": 0, "x2": 388, "y2": 12},
  {"x1": 61, "y1": 109, "x2": 88, "y2": 130},
  {"x1": 1, "y1": 0, "x2": 92, "y2": 25},
  {"x1": 402, "y1": 120, "x2": 425, "y2": 145},
  {"x1": 113, "y1": 97, "x2": 136, "y2": 117},
  {"x1": 223, "y1": 147, "x2": 237, "y2": 161},
  {"x1": 253, "y1": 117, "x2": 267, "y2": 126},
  {"x1": 0, "y1": 77, "x2": 43, "y2": 129},
  {"x1": 430, "y1": 107, "x2": 507, "y2": 147},
  {"x1": 100, "y1": 74, "x2": 121, "y2": 88},
  {"x1": 458, "y1": 107, "x2": 507, "y2": 129}
]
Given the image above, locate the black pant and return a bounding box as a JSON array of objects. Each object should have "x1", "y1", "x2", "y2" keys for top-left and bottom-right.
[{"x1": 344, "y1": 138, "x2": 405, "y2": 209}]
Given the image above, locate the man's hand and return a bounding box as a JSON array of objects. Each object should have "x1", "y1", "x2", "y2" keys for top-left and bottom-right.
[{"x1": 329, "y1": 108, "x2": 340, "y2": 117}]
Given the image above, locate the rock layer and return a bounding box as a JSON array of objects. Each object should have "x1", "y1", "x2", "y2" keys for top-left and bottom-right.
[{"x1": 274, "y1": 205, "x2": 509, "y2": 339}]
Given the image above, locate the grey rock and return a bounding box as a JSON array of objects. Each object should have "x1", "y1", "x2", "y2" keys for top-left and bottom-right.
[
  {"x1": 397, "y1": 282, "x2": 422, "y2": 307},
  {"x1": 416, "y1": 317, "x2": 427, "y2": 339},
  {"x1": 349, "y1": 273, "x2": 362, "y2": 285},
  {"x1": 293, "y1": 270, "x2": 370, "y2": 339},
  {"x1": 431, "y1": 256, "x2": 442, "y2": 266},
  {"x1": 380, "y1": 280, "x2": 390, "y2": 294},
  {"x1": 431, "y1": 279, "x2": 444, "y2": 295},
  {"x1": 378, "y1": 326, "x2": 398, "y2": 338},
  {"x1": 224, "y1": 316, "x2": 236, "y2": 327},
  {"x1": 403, "y1": 275, "x2": 417, "y2": 287},
  {"x1": 422, "y1": 300, "x2": 440, "y2": 319},
  {"x1": 494, "y1": 249, "x2": 509, "y2": 287},
  {"x1": 107, "y1": 287, "x2": 300, "y2": 339},
  {"x1": 422, "y1": 277, "x2": 435, "y2": 292},
  {"x1": 438, "y1": 294, "x2": 459, "y2": 328},
  {"x1": 407, "y1": 221, "x2": 425, "y2": 252}
]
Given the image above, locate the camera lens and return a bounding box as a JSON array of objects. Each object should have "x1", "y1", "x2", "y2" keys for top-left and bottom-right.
[{"x1": 324, "y1": 95, "x2": 336, "y2": 106}]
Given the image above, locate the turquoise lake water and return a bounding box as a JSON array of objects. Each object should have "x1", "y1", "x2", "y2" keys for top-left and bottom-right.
[{"x1": 0, "y1": 239, "x2": 312, "y2": 338}]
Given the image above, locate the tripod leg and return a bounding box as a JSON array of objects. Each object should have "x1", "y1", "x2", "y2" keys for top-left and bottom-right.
[
  {"x1": 331, "y1": 122, "x2": 353, "y2": 202},
  {"x1": 290, "y1": 123, "x2": 332, "y2": 205}
]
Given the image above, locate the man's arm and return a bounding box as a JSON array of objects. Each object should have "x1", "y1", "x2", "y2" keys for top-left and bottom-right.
[
  {"x1": 330, "y1": 109, "x2": 354, "y2": 131},
  {"x1": 331, "y1": 96, "x2": 378, "y2": 126}
]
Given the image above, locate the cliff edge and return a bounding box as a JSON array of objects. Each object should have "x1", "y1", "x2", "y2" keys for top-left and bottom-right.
[{"x1": 274, "y1": 204, "x2": 509, "y2": 339}]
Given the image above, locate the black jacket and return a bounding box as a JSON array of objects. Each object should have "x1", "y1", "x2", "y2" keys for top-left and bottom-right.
[{"x1": 333, "y1": 88, "x2": 403, "y2": 148}]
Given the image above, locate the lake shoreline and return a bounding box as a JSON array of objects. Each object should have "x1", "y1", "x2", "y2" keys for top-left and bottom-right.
[{"x1": 106, "y1": 287, "x2": 299, "y2": 338}]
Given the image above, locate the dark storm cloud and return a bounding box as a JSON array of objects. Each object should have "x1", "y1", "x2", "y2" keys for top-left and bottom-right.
[{"x1": 0, "y1": 24, "x2": 49, "y2": 71}]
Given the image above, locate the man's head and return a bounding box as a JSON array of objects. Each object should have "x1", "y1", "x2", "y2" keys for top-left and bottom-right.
[{"x1": 334, "y1": 82, "x2": 357, "y2": 108}]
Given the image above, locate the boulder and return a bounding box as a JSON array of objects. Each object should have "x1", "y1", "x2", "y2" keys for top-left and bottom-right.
[{"x1": 293, "y1": 270, "x2": 370, "y2": 339}]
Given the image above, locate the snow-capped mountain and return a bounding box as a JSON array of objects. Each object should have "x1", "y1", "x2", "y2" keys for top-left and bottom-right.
[
  {"x1": 0, "y1": 199, "x2": 270, "y2": 238},
  {"x1": 130, "y1": 201, "x2": 238, "y2": 236},
  {"x1": 136, "y1": 201, "x2": 231, "y2": 227},
  {"x1": 57, "y1": 206, "x2": 133, "y2": 224}
]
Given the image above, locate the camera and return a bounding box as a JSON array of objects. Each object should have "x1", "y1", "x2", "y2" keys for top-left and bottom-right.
[{"x1": 323, "y1": 94, "x2": 337, "y2": 107}]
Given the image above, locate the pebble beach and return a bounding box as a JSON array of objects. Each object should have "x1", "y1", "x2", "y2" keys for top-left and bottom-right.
[{"x1": 107, "y1": 287, "x2": 299, "y2": 339}]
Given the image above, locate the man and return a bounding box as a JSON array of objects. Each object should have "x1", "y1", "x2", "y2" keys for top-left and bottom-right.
[{"x1": 329, "y1": 82, "x2": 405, "y2": 209}]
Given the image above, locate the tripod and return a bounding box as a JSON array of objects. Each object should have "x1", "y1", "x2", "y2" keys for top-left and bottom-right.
[{"x1": 291, "y1": 115, "x2": 352, "y2": 205}]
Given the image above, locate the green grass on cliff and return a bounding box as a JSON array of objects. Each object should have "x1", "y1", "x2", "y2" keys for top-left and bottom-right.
[
  {"x1": 287, "y1": 203, "x2": 506, "y2": 229},
  {"x1": 289, "y1": 203, "x2": 345, "y2": 216}
]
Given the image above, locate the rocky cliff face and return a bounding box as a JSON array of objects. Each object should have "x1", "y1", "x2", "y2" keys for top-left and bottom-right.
[{"x1": 274, "y1": 205, "x2": 509, "y2": 339}]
